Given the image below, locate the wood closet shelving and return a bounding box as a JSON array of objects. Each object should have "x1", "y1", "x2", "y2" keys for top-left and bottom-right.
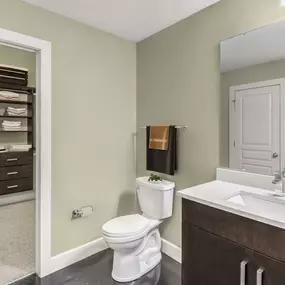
[{"x1": 0, "y1": 67, "x2": 35, "y2": 196}]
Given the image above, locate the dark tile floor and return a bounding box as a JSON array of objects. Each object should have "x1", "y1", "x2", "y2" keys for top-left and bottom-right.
[{"x1": 11, "y1": 250, "x2": 181, "y2": 285}]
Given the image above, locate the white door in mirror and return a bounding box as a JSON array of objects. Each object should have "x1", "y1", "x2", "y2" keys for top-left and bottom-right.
[{"x1": 230, "y1": 81, "x2": 280, "y2": 175}]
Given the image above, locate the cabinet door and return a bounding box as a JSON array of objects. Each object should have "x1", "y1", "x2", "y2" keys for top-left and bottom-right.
[
  {"x1": 249, "y1": 251, "x2": 285, "y2": 285},
  {"x1": 182, "y1": 222, "x2": 250, "y2": 285}
]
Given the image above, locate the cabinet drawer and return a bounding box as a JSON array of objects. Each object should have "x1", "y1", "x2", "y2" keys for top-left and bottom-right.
[
  {"x1": 182, "y1": 199, "x2": 285, "y2": 263},
  {"x1": 0, "y1": 152, "x2": 33, "y2": 166},
  {"x1": 0, "y1": 177, "x2": 33, "y2": 196},
  {"x1": 0, "y1": 165, "x2": 33, "y2": 181}
]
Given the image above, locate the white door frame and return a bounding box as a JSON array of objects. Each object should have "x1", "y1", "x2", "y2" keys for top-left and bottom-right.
[
  {"x1": 229, "y1": 78, "x2": 285, "y2": 174},
  {"x1": 0, "y1": 28, "x2": 52, "y2": 277}
]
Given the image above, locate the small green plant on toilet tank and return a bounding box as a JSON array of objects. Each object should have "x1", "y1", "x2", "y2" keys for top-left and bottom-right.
[{"x1": 148, "y1": 173, "x2": 162, "y2": 182}]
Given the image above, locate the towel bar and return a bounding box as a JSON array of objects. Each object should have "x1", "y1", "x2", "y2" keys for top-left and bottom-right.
[{"x1": 140, "y1": 125, "x2": 187, "y2": 129}]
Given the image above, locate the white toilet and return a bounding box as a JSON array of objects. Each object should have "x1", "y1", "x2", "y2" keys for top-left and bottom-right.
[{"x1": 102, "y1": 177, "x2": 175, "y2": 282}]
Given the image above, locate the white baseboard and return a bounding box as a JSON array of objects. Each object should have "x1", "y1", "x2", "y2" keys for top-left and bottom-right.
[
  {"x1": 161, "y1": 239, "x2": 181, "y2": 263},
  {"x1": 49, "y1": 237, "x2": 108, "y2": 275},
  {"x1": 46, "y1": 237, "x2": 180, "y2": 277}
]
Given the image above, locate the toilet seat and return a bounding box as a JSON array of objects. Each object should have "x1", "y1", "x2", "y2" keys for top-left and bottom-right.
[{"x1": 102, "y1": 214, "x2": 150, "y2": 238}]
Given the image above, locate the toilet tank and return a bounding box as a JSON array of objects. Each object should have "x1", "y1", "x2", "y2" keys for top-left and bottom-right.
[{"x1": 136, "y1": 177, "x2": 175, "y2": 220}]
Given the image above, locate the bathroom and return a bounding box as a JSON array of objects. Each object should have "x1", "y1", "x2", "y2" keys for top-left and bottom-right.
[{"x1": 0, "y1": 0, "x2": 285, "y2": 285}]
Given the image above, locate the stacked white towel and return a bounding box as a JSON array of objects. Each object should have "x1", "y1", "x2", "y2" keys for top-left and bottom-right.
[
  {"x1": 6, "y1": 107, "x2": 27, "y2": 117},
  {"x1": 0, "y1": 91, "x2": 19, "y2": 100},
  {"x1": 1, "y1": 120, "x2": 23, "y2": 131},
  {"x1": 9, "y1": 144, "x2": 32, "y2": 152}
]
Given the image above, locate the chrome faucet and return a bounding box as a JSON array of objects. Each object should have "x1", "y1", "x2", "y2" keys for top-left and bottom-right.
[
  {"x1": 272, "y1": 169, "x2": 285, "y2": 196},
  {"x1": 272, "y1": 173, "x2": 282, "y2": 184},
  {"x1": 272, "y1": 168, "x2": 285, "y2": 184}
]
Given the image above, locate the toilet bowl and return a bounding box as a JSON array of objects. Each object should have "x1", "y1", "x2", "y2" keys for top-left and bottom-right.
[
  {"x1": 112, "y1": 261, "x2": 161, "y2": 285},
  {"x1": 102, "y1": 214, "x2": 162, "y2": 282},
  {"x1": 102, "y1": 177, "x2": 175, "y2": 282}
]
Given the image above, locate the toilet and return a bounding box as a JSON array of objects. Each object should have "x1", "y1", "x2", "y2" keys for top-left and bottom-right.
[{"x1": 102, "y1": 177, "x2": 175, "y2": 282}]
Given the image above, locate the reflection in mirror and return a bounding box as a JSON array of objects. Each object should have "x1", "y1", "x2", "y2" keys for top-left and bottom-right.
[{"x1": 220, "y1": 20, "x2": 285, "y2": 176}]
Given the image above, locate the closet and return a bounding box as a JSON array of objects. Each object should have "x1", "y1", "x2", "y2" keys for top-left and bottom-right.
[{"x1": 0, "y1": 65, "x2": 35, "y2": 196}]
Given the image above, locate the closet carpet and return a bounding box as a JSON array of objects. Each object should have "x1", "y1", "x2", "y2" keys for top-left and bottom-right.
[{"x1": 0, "y1": 200, "x2": 35, "y2": 285}]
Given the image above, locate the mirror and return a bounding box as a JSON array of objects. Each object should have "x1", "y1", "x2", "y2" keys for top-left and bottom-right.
[{"x1": 220, "y1": 20, "x2": 285, "y2": 176}]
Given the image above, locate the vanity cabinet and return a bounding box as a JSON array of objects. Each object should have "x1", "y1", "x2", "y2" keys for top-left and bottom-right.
[{"x1": 182, "y1": 199, "x2": 285, "y2": 285}]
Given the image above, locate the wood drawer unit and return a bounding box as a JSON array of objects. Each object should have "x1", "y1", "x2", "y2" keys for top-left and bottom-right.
[
  {"x1": 0, "y1": 165, "x2": 33, "y2": 181},
  {"x1": 0, "y1": 151, "x2": 33, "y2": 167},
  {"x1": 182, "y1": 199, "x2": 285, "y2": 285},
  {"x1": 0, "y1": 177, "x2": 33, "y2": 196}
]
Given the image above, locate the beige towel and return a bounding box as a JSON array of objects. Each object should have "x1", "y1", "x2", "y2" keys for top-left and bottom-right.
[{"x1": 149, "y1": 126, "x2": 169, "y2": 150}]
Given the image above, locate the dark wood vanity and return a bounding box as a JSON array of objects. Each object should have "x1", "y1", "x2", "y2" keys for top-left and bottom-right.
[{"x1": 182, "y1": 199, "x2": 285, "y2": 285}]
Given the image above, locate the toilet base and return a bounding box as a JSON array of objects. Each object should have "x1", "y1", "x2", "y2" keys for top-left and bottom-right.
[{"x1": 111, "y1": 229, "x2": 162, "y2": 282}]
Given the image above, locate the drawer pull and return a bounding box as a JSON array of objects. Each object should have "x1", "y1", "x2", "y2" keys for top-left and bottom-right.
[
  {"x1": 257, "y1": 267, "x2": 264, "y2": 285},
  {"x1": 240, "y1": 260, "x2": 248, "y2": 285},
  {"x1": 6, "y1": 158, "x2": 18, "y2": 162},
  {"x1": 7, "y1": 185, "x2": 18, "y2": 189},
  {"x1": 7, "y1": 172, "x2": 18, "y2": 175}
]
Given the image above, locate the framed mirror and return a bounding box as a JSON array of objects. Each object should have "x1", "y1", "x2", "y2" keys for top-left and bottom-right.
[{"x1": 220, "y1": 20, "x2": 285, "y2": 176}]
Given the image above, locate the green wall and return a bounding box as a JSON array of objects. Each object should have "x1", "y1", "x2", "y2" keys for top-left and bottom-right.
[
  {"x1": 0, "y1": 45, "x2": 36, "y2": 87},
  {"x1": 221, "y1": 58, "x2": 285, "y2": 167},
  {"x1": 0, "y1": 0, "x2": 136, "y2": 255},
  {"x1": 137, "y1": 0, "x2": 285, "y2": 247}
]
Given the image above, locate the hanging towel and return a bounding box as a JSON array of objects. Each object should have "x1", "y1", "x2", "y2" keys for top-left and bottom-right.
[
  {"x1": 146, "y1": 125, "x2": 177, "y2": 176},
  {"x1": 149, "y1": 126, "x2": 170, "y2": 150}
]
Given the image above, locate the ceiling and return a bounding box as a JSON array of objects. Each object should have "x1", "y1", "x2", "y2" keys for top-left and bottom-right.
[
  {"x1": 22, "y1": 0, "x2": 220, "y2": 42},
  {"x1": 221, "y1": 19, "x2": 285, "y2": 73}
]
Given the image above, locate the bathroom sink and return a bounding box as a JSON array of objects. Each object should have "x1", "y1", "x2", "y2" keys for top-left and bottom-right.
[
  {"x1": 178, "y1": 180, "x2": 285, "y2": 229},
  {"x1": 227, "y1": 191, "x2": 285, "y2": 217}
]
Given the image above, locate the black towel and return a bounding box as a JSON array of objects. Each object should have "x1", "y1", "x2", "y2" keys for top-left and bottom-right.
[{"x1": 146, "y1": 125, "x2": 177, "y2": 175}]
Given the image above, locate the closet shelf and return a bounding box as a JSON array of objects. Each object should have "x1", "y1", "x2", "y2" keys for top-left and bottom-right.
[
  {"x1": 0, "y1": 128, "x2": 32, "y2": 133},
  {"x1": 0, "y1": 115, "x2": 32, "y2": 119},
  {"x1": 0, "y1": 100, "x2": 32, "y2": 105}
]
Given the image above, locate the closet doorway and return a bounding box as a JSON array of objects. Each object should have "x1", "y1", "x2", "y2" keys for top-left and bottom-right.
[
  {"x1": 0, "y1": 45, "x2": 36, "y2": 284},
  {"x1": 0, "y1": 28, "x2": 51, "y2": 282}
]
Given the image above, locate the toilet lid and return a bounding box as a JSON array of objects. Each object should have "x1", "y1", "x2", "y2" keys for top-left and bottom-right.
[{"x1": 102, "y1": 214, "x2": 150, "y2": 237}]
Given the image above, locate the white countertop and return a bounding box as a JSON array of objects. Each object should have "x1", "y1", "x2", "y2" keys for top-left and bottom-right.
[{"x1": 177, "y1": 180, "x2": 285, "y2": 230}]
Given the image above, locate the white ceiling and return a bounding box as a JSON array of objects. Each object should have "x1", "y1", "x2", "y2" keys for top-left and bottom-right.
[
  {"x1": 221, "y1": 19, "x2": 285, "y2": 73},
  {"x1": 22, "y1": 0, "x2": 220, "y2": 42}
]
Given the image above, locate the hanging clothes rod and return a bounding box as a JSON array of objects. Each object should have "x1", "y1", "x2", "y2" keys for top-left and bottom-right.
[{"x1": 140, "y1": 125, "x2": 187, "y2": 129}]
